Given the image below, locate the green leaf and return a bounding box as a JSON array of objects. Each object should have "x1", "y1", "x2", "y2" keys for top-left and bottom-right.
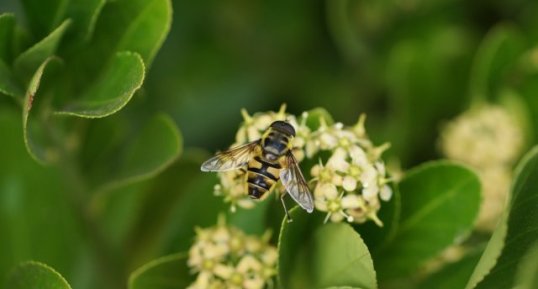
[
  {"x1": 374, "y1": 161, "x2": 481, "y2": 281},
  {"x1": 471, "y1": 147, "x2": 538, "y2": 289},
  {"x1": 513, "y1": 242, "x2": 538, "y2": 289},
  {"x1": 0, "y1": 13, "x2": 15, "y2": 63},
  {"x1": 54, "y1": 51, "x2": 145, "y2": 118},
  {"x1": 21, "y1": 0, "x2": 69, "y2": 39},
  {"x1": 14, "y1": 19, "x2": 70, "y2": 83},
  {"x1": 0, "y1": 59, "x2": 24, "y2": 99},
  {"x1": 385, "y1": 25, "x2": 476, "y2": 165},
  {"x1": 88, "y1": 0, "x2": 172, "y2": 67},
  {"x1": 518, "y1": 73, "x2": 538, "y2": 143},
  {"x1": 128, "y1": 253, "x2": 191, "y2": 289},
  {"x1": 279, "y1": 209, "x2": 377, "y2": 289},
  {"x1": 65, "y1": 0, "x2": 106, "y2": 44},
  {"x1": 92, "y1": 113, "x2": 182, "y2": 193},
  {"x1": 278, "y1": 208, "x2": 321, "y2": 289},
  {"x1": 0, "y1": 108, "x2": 85, "y2": 288},
  {"x1": 5, "y1": 261, "x2": 72, "y2": 289},
  {"x1": 22, "y1": 57, "x2": 63, "y2": 164},
  {"x1": 469, "y1": 25, "x2": 526, "y2": 103},
  {"x1": 465, "y1": 215, "x2": 508, "y2": 288},
  {"x1": 122, "y1": 150, "x2": 226, "y2": 266},
  {"x1": 497, "y1": 89, "x2": 533, "y2": 146},
  {"x1": 80, "y1": 115, "x2": 183, "y2": 260},
  {"x1": 313, "y1": 224, "x2": 377, "y2": 289}
]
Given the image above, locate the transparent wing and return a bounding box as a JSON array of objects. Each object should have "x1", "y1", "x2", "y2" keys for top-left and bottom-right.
[
  {"x1": 280, "y1": 152, "x2": 314, "y2": 213},
  {"x1": 201, "y1": 141, "x2": 259, "y2": 172}
]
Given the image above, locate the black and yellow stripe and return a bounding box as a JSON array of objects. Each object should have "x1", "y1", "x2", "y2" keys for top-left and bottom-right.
[{"x1": 246, "y1": 156, "x2": 281, "y2": 199}]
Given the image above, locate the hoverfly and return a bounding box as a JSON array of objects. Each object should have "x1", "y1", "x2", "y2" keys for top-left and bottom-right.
[{"x1": 201, "y1": 120, "x2": 314, "y2": 221}]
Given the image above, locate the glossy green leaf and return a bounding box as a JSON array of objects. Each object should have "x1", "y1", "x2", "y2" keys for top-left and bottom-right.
[
  {"x1": 89, "y1": 0, "x2": 172, "y2": 67},
  {"x1": 471, "y1": 147, "x2": 538, "y2": 289},
  {"x1": 5, "y1": 261, "x2": 72, "y2": 289},
  {"x1": 279, "y1": 209, "x2": 377, "y2": 289},
  {"x1": 92, "y1": 113, "x2": 181, "y2": 193},
  {"x1": 0, "y1": 13, "x2": 15, "y2": 63},
  {"x1": 374, "y1": 161, "x2": 481, "y2": 281},
  {"x1": 55, "y1": 51, "x2": 144, "y2": 118},
  {"x1": 469, "y1": 25, "x2": 526, "y2": 102},
  {"x1": 128, "y1": 253, "x2": 191, "y2": 289},
  {"x1": 21, "y1": 0, "x2": 69, "y2": 39},
  {"x1": 0, "y1": 59, "x2": 24, "y2": 99},
  {"x1": 513, "y1": 242, "x2": 538, "y2": 289},
  {"x1": 14, "y1": 20, "x2": 70, "y2": 83}
]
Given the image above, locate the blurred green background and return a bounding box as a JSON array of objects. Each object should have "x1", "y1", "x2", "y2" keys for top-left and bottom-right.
[
  {"x1": 1, "y1": 0, "x2": 538, "y2": 288},
  {"x1": 2, "y1": 0, "x2": 538, "y2": 164}
]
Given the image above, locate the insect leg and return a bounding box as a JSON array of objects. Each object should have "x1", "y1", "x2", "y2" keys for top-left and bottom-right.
[{"x1": 280, "y1": 194, "x2": 293, "y2": 223}]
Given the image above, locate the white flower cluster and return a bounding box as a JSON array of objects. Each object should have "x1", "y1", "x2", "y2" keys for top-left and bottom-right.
[
  {"x1": 309, "y1": 116, "x2": 392, "y2": 225},
  {"x1": 440, "y1": 104, "x2": 524, "y2": 231},
  {"x1": 440, "y1": 105, "x2": 523, "y2": 169},
  {"x1": 187, "y1": 218, "x2": 277, "y2": 289},
  {"x1": 214, "y1": 105, "x2": 392, "y2": 225}
]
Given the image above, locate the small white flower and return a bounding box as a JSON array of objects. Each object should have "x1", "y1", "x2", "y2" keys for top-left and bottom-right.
[
  {"x1": 361, "y1": 164, "x2": 379, "y2": 200},
  {"x1": 349, "y1": 145, "x2": 369, "y2": 166},
  {"x1": 342, "y1": 194, "x2": 363, "y2": 208},
  {"x1": 326, "y1": 148, "x2": 350, "y2": 172},
  {"x1": 342, "y1": 176, "x2": 357, "y2": 192},
  {"x1": 379, "y1": 185, "x2": 393, "y2": 201},
  {"x1": 314, "y1": 182, "x2": 338, "y2": 199},
  {"x1": 315, "y1": 186, "x2": 361, "y2": 223}
]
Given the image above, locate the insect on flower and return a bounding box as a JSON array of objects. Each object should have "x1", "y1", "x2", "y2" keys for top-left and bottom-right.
[{"x1": 201, "y1": 120, "x2": 314, "y2": 222}]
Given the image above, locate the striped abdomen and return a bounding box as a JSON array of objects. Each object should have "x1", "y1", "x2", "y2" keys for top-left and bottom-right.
[{"x1": 246, "y1": 156, "x2": 281, "y2": 199}]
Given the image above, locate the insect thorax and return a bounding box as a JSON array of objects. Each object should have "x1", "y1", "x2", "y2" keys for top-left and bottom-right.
[{"x1": 261, "y1": 128, "x2": 292, "y2": 161}]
